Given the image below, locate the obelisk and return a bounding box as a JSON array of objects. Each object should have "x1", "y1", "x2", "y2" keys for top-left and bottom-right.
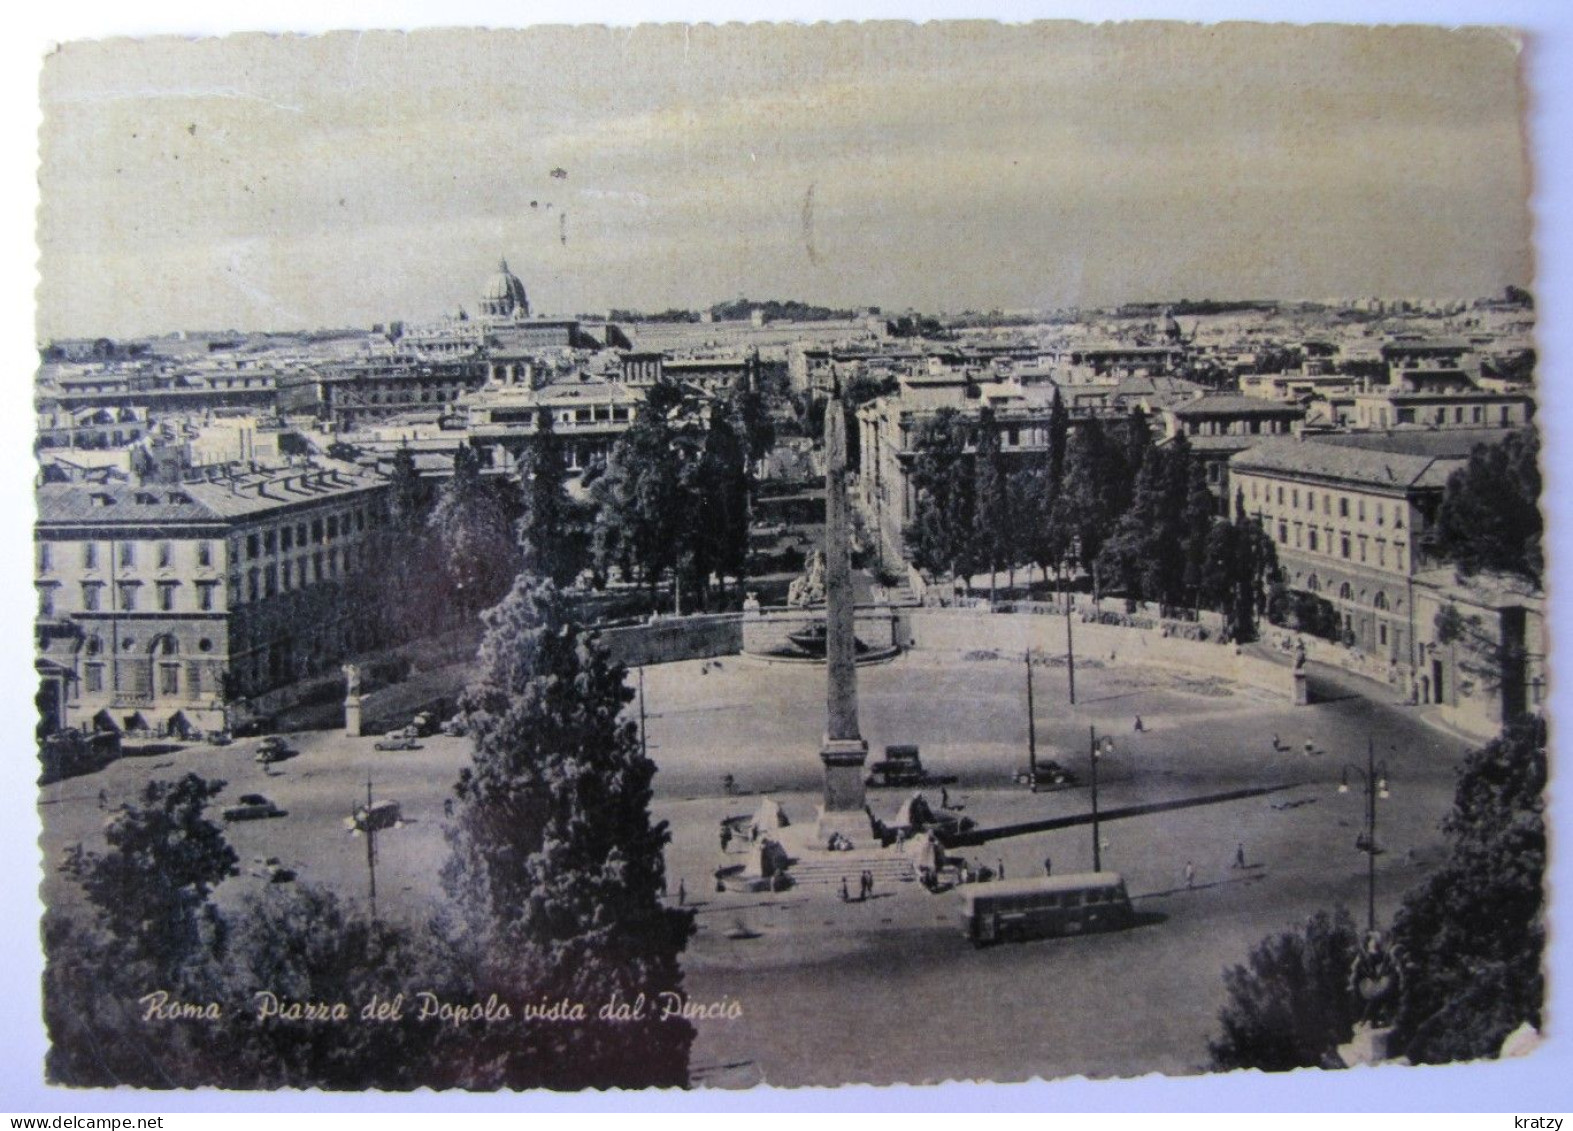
[{"x1": 815, "y1": 384, "x2": 871, "y2": 845}]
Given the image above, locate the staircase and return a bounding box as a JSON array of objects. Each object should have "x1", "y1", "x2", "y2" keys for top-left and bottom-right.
[{"x1": 783, "y1": 849, "x2": 917, "y2": 889}]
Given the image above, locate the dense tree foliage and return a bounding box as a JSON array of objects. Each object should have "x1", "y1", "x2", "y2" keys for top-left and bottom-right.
[
  {"x1": 60, "y1": 773, "x2": 237, "y2": 983},
  {"x1": 971, "y1": 407, "x2": 1013, "y2": 600},
  {"x1": 427, "y1": 441, "x2": 518, "y2": 617},
  {"x1": 1388, "y1": 717, "x2": 1546, "y2": 1063},
  {"x1": 1209, "y1": 907, "x2": 1363, "y2": 1072},
  {"x1": 1428, "y1": 427, "x2": 1542, "y2": 586},
  {"x1": 518, "y1": 408, "x2": 587, "y2": 587},
  {"x1": 443, "y1": 576, "x2": 695, "y2": 1088},
  {"x1": 593, "y1": 379, "x2": 751, "y2": 611},
  {"x1": 1200, "y1": 506, "x2": 1282, "y2": 643},
  {"x1": 904, "y1": 408, "x2": 977, "y2": 588}
]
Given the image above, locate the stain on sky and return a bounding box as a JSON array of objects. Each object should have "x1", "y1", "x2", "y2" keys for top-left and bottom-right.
[{"x1": 802, "y1": 183, "x2": 819, "y2": 267}]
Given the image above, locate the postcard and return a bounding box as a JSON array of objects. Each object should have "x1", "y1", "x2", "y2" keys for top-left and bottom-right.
[{"x1": 26, "y1": 18, "x2": 1550, "y2": 1099}]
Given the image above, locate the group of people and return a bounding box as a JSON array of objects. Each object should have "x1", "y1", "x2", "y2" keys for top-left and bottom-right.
[{"x1": 839, "y1": 870, "x2": 878, "y2": 902}]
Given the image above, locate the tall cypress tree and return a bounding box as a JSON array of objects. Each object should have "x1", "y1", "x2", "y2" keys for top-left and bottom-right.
[
  {"x1": 972, "y1": 406, "x2": 1012, "y2": 601},
  {"x1": 519, "y1": 408, "x2": 582, "y2": 587},
  {"x1": 905, "y1": 408, "x2": 976, "y2": 592},
  {"x1": 441, "y1": 577, "x2": 696, "y2": 1089}
]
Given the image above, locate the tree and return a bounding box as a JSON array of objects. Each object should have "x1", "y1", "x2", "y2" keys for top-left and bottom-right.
[
  {"x1": 1046, "y1": 387, "x2": 1069, "y2": 489},
  {"x1": 1388, "y1": 717, "x2": 1546, "y2": 1063},
  {"x1": 518, "y1": 408, "x2": 584, "y2": 587},
  {"x1": 48, "y1": 774, "x2": 238, "y2": 1086},
  {"x1": 971, "y1": 406, "x2": 1013, "y2": 601},
  {"x1": 1097, "y1": 438, "x2": 1191, "y2": 610},
  {"x1": 61, "y1": 773, "x2": 237, "y2": 982},
  {"x1": 221, "y1": 884, "x2": 443, "y2": 1091},
  {"x1": 441, "y1": 577, "x2": 696, "y2": 1089},
  {"x1": 428, "y1": 442, "x2": 517, "y2": 616},
  {"x1": 594, "y1": 380, "x2": 694, "y2": 606},
  {"x1": 1199, "y1": 510, "x2": 1280, "y2": 643},
  {"x1": 1179, "y1": 455, "x2": 1219, "y2": 610},
  {"x1": 1057, "y1": 419, "x2": 1126, "y2": 600},
  {"x1": 904, "y1": 408, "x2": 976, "y2": 591},
  {"x1": 387, "y1": 445, "x2": 425, "y2": 534},
  {"x1": 696, "y1": 402, "x2": 751, "y2": 604},
  {"x1": 1428, "y1": 427, "x2": 1542, "y2": 586},
  {"x1": 728, "y1": 370, "x2": 777, "y2": 469},
  {"x1": 1209, "y1": 907, "x2": 1363, "y2": 1072}
]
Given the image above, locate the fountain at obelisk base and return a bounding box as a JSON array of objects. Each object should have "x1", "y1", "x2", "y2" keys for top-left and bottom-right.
[{"x1": 814, "y1": 385, "x2": 873, "y2": 847}]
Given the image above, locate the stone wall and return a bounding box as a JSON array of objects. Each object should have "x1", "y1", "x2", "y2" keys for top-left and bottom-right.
[
  {"x1": 905, "y1": 610, "x2": 1288, "y2": 697},
  {"x1": 741, "y1": 605, "x2": 901, "y2": 655},
  {"x1": 596, "y1": 614, "x2": 743, "y2": 668}
]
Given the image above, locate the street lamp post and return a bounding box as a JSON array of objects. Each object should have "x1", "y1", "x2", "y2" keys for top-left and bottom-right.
[
  {"x1": 1065, "y1": 591, "x2": 1077, "y2": 706},
  {"x1": 1339, "y1": 737, "x2": 1391, "y2": 932},
  {"x1": 1089, "y1": 727, "x2": 1113, "y2": 871},
  {"x1": 1025, "y1": 651, "x2": 1038, "y2": 792}
]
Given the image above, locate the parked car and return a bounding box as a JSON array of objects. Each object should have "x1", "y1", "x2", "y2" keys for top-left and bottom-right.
[
  {"x1": 223, "y1": 793, "x2": 287, "y2": 821},
  {"x1": 345, "y1": 799, "x2": 403, "y2": 833},
  {"x1": 1013, "y1": 760, "x2": 1078, "y2": 790},
  {"x1": 375, "y1": 733, "x2": 421, "y2": 751},
  {"x1": 207, "y1": 730, "x2": 233, "y2": 747},
  {"x1": 254, "y1": 736, "x2": 297, "y2": 764},
  {"x1": 409, "y1": 711, "x2": 440, "y2": 737}
]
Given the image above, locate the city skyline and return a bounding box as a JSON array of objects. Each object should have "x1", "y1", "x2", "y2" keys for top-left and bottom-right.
[{"x1": 37, "y1": 22, "x2": 1534, "y2": 341}]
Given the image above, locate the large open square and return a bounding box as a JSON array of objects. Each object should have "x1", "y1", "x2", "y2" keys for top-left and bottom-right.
[{"x1": 38, "y1": 645, "x2": 1471, "y2": 1086}]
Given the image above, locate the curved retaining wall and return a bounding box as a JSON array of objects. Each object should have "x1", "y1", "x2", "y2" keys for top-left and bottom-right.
[
  {"x1": 596, "y1": 613, "x2": 743, "y2": 668},
  {"x1": 590, "y1": 606, "x2": 1289, "y2": 700},
  {"x1": 905, "y1": 610, "x2": 1289, "y2": 698}
]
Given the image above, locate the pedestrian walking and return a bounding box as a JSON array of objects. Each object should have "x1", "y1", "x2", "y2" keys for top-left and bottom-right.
[
  {"x1": 1233, "y1": 842, "x2": 1246, "y2": 870},
  {"x1": 1042, "y1": 855, "x2": 1053, "y2": 877},
  {"x1": 1134, "y1": 715, "x2": 1144, "y2": 732},
  {"x1": 677, "y1": 879, "x2": 687, "y2": 905},
  {"x1": 940, "y1": 786, "x2": 951, "y2": 809},
  {"x1": 997, "y1": 858, "x2": 1005, "y2": 881},
  {"x1": 840, "y1": 877, "x2": 850, "y2": 902},
  {"x1": 1183, "y1": 861, "x2": 1195, "y2": 889},
  {"x1": 865, "y1": 871, "x2": 875, "y2": 899}
]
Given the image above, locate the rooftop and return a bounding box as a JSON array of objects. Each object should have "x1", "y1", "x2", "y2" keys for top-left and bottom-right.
[
  {"x1": 36, "y1": 464, "x2": 384, "y2": 526},
  {"x1": 1230, "y1": 437, "x2": 1463, "y2": 490}
]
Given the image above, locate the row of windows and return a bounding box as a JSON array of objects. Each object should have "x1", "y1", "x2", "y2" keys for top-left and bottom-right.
[
  {"x1": 243, "y1": 507, "x2": 374, "y2": 561},
  {"x1": 37, "y1": 539, "x2": 218, "y2": 574},
  {"x1": 238, "y1": 543, "x2": 367, "y2": 603},
  {"x1": 39, "y1": 579, "x2": 222, "y2": 616},
  {"x1": 79, "y1": 657, "x2": 218, "y2": 696},
  {"x1": 1265, "y1": 516, "x2": 1409, "y2": 570},
  {"x1": 1248, "y1": 479, "x2": 1406, "y2": 530}
]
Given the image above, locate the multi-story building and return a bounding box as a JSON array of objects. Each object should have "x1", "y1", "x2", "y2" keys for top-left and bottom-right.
[
  {"x1": 1154, "y1": 394, "x2": 1305, "y2": 513},
  {"x1": 34, "y1": 463, "x2": 390, "y2": 736},
  {"x1": 1231, "y1": 437, "x2": 1462, "y2": 673},
  {"x1": 857, "y1": 377, "x2": 1067, "y2": 563},
  {"x1": 464, "y1": 371, "x2": 640, "y2": 484},
  {"x1": 317, "y1": 351, "x2": 488, "y2": 429}
]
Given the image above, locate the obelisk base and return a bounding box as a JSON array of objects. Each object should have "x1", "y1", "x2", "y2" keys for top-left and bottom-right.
[{"x1": 816, "y1": 736, "x2": 871, "y2": 846}]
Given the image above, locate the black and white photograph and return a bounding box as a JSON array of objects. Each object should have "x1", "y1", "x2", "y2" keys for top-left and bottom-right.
[{"x1": 12, "y1": 7, "x2": 1568, "y2": 1109}]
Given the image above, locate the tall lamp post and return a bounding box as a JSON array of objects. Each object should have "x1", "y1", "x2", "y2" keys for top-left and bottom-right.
[
  {"x1": 1339, "y1": 737, "x2": 1391, "y2": 932},
  {"x1": 1089, "y1": 728, "x2": 1114, "y2": 871},
  {"x1": 1025, "y1": 651, "x2": 1038, "y2": 792}
]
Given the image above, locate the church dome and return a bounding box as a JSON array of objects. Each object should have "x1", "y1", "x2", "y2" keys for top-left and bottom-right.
[{"x1": 480, "y1": 257, "x2": 530, "y2": 319}]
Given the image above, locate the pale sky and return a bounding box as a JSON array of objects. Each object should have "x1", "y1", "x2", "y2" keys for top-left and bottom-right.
[{"x1": 36, "y1": 21, "x2": 1534, "y2": 339}]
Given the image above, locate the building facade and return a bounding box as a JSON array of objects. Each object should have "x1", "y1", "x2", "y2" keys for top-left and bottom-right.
[{"x1": 35, "y1": 464, "x2": 390, "y2": 736}]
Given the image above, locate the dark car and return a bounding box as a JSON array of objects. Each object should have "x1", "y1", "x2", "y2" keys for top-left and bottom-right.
[
  {"x1": 254, "y1": 736, "x2": 297, "y2": 764},
  {"x1": 1013, "y1": 760, "x2": 1079, "y2": 790},
  {"x1": 223, "y1": 793, "x2": 286, "y2": 821}
]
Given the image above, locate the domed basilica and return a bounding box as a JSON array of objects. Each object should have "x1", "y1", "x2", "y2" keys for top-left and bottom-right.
[{"x1": 479, "y1": 257, "x2": 531, "y2": 321}]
